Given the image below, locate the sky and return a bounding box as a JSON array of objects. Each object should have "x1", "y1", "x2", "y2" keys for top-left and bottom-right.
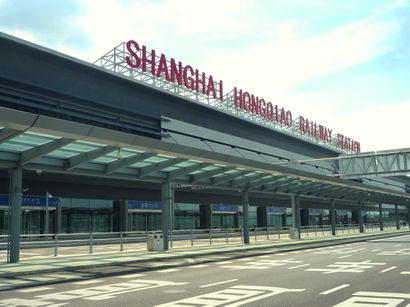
[{"x1": 0, "y1": 0, "x2": 409, "y2": 152}]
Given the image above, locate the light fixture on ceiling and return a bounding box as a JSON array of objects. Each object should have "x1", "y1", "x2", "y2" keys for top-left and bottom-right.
[{"x1": 116, "y1": 148, "x2": 123, "y2": 160}]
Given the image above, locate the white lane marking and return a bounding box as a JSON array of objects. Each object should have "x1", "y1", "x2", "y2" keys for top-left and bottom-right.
[
  {"x1": 155, "y1": 285, "x2": 305, "y2": 307},
  {"x1": 394, "y1": 244, "x2": 402, "y2": 247},
  {"x1": 355, "y1": 291, "x2": 410, "y2": 298},
  {"x1": 119, "y1": 273, "x2": 146, "y2": 278},
  {"x1": 379, "y1": 266, "x2": 397, "y2": 273},
  {"x1": 191, "y1": 264, "x2": 209, "y2": 269},
  {"x1": 337, "y1": 255, "x2": 352, "y2": 259},
  {"x1": 17, "y1": 286, "x2": 54, "y2": 293},
  {"x1": 400, "y1": 271, "x2": 410, "y2": 274},
  {"x1": 290, "y1": 251, "x2": 301, "y2": 254},
  {"x1": 257, "y1": 255, "x2": 272, "y2": 258},
  {"x1": 200, "y1": 279, "x2": 239, "y2": 288},
  {"x1": 238, "y1": 258, "x2": 253, "y2": 261},
  {"x1": 73, "y1": 280, "x2": 104, "y2": 285},
  {"x1": 288, "y1": 264, "x2": 310, "y2": 270},
  {"x1": 372, "y1": 249, "x2": 381, "y2": 252},
  {"x1": 320, "y1": 284, "x2": 350, "y2": 295},
  {"x1": 218, "y1": 261, "x2": 234, "y2": 264},
  {"x1": 156, "y1": 268, "x2": 180, "y2": 273}
]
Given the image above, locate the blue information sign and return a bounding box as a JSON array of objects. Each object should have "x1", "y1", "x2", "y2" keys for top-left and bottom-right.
[
  {"x1": 0, "y1": 195, "x2": 59, "y2": 207},
  {"x1": 128, "y1": 200, "x2": 162, "y2": 210}
]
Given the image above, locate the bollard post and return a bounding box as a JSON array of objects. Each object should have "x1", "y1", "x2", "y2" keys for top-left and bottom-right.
[
  {"x1": 89, "y1": 233, "x2": 93, "y2": 254},
  {"x1": 277, "y1": 226, "x2": 280, "y2": 240},
  {"x1": 266, "y1": 227, "x2": 269, "y2": 240},
  {"x1": 254, "y1": 228, "x2": 257, "y2": 241},
  {"x1": 191, "y1": 229, "x2": 194, "y2": 247},
  {"x1": 241, "y1": 228, "x2": 244, "y2": 243},
  {"x1": 209, "y1": 228, "x2": 212, "y2": 245},
  {"x1": 170, "y1": 230, "x2": 173, "y2": 249},
  {"x1": 226, "y1": 228, "x2": 229, "y2": 244},
  {"x1": 54, "y1": 234, "x2": 58, "y2": 257}
]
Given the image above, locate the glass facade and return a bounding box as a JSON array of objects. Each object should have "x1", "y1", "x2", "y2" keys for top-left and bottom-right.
[{"x1": 0, "y1": 194, "x2": 408, "y2": 234}]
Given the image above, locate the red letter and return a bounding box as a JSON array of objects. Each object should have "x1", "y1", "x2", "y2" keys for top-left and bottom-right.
[
  {"x1": 142, "y1": 45, "x2": 156, "y2": 76},
  {"x1": 156, "y1": 53, "x2": 170, "y2": 81},
  {"x1": 219, "y1": 80, "x2": 224, "y2": 102},
  {"x1": 266, "y1": 102, "x2": 274, "y2": 121},
  {"x1": 206, "y1": 75, "x2": 217, "y2": 98},
  {"x1": 195, "y1": 70, "x2": 206, "y2": 94},
  {"x1": 183, "y1": 65, "x2": 195, "y2": 90},
  {"x1": 243, "y1": 92, "x2": 251, "y2": 112},
  {"x1": 251, "y1": 95, "x2": 259, "y2": 114},
  {"x1": 125, "y1": 40, "x2": 141, "y2": 69},
  {"x1": 170, "y1": 58, "x2": 183, "y2": 86},
  {"x1": 286, "y1": 111, "x2": 292, "y2": 127},
  {"x1": 299, "y1": 116, "x2": 305, "y2": 133},
  {"x1": 234, "y1": 87, "x2": 243, "y2": 109},
  {"x1": 260, "y1": 99, "x2": 266, "y2": 118}
]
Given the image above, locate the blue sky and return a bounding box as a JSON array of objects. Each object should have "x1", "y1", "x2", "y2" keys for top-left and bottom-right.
[{"x1": 0, "y1": 0, "x2": 409, "y2": 151}]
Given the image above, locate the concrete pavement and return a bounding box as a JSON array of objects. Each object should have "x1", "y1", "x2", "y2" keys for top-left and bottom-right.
[{"x1": 0, "y1": 228, "x2": 409, "y2": 280}]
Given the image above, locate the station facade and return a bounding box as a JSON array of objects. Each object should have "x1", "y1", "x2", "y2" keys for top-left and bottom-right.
[{"x1": 0, "y1": 32, "x2": 410, "y2": 262}]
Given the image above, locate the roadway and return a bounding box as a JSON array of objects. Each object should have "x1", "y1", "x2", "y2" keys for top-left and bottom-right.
[{"x1": 0, "y1": 234, "x2": 410, "y2": 306}]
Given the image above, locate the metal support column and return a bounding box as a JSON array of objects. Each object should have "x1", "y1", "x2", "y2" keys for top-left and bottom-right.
[
  {"x1": 408, "y1": 206, "x2": 410, "y2": 229},
  {"x1": 395, "y1": 205, "x2": 400, "y2": 229},
  {"x1": 330, "y1": 199, "x2": 336, "y2": 236},
  {"x1": 291, "y1": 194, "x2": 301, "y2": 239},
  {"x1": 242, "y1": 190, "x2": 250, "y2": 244},
  {"x1": 161, "y1": 181, "x2": 172, "y2": 251},
  {"x1": 45, "y1": 191, "x2": 50, "y2": 234},
  {"x1": 378, "y1": 203, "x2": 384, "y2": 231},
  {"x1": 359, "y1": 202, "x2": 364, "y2": 233},
  {"x1": 9, "y1": 167, "x2": 22, "y2": 263}
]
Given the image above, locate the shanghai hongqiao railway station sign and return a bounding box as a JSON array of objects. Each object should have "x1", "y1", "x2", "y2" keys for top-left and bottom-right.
[{"x1": 98, "y1": 39, "x2": 361, "y2": 154}]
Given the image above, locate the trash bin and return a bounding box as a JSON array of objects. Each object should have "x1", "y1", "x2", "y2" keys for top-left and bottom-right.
[
  {"x1": 289, "y1": 228, "x2": 300, "y2": 239},
  {"x1": 147, "y1": 233, "x2": 164, "y2": 251}
]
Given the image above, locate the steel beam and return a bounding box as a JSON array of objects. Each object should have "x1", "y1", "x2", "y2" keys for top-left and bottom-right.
[
  {"x1": 212, "y1": 171, "x2": 249, "y2": 186},
  {"x1": 167, "y1": 163, "x2": 210, "y2": 181},
  {"x1": 65, "y1": 146, "x2": 118, "y2": 170},
  {"x1": 139, "y1": 158, "x2": 185, "y2": 177},
  {"x1": 189, "y1": 167, "x2": 230, "y2": 184},
  {"x1": 105, "y1": 152, "x2": 157, "y2": 174},
  {"x1": 0, "y1": 128, "x2": 24, "y2": 144},
  {"x1": 19, "y1": 138, "x2": 74, "y2": 166},
  {"x1": 231, "y1": 173, "x2": 270, "y2": 188}
]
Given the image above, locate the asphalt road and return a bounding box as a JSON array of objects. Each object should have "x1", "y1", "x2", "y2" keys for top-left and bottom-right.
[{"x1": 1, "y1": 234, "x2": 410, "y2": 306}]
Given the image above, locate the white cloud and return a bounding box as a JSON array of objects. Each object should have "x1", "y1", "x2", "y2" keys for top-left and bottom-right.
[{"x1": 331, "y1": 101, "x2": 410, "y2": 152}]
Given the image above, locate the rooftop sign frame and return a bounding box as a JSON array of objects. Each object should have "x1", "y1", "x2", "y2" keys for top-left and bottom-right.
[{"x1": 95, "y1": 41, "x2": 360, "y2": 154}]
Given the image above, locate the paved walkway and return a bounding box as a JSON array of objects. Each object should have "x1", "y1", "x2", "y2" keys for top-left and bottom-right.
[{"x1": 0, "y1": 228, "x2": 408, "y2": 280}]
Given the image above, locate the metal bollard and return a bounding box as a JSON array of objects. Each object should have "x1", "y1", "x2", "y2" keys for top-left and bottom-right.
[
  {"x1": 277, "y1": 227, "x2": 280, "y2": 240},
  {"x1": 120, "y1": 232, "x2": 123, "y2": 251},
  {"x1": 191, "y1": 229, "x2": 194, "y2": 247},
  {"x1": 209, "y1": 229, "x2": 212, "y2": 245},
  {"x1": 226, "y1": 228, "x2": 229, "y2": 244},
  {"x1": 89, "y1": 233, "x2": 93, "y2": 254},
  {"x1": 241, "y1": 228, "x2": 244, "y2": 243},
  {"x1": 254, "y1": 228, "x2": 257, "y2": 241},
  {"x1": 54, "y1": 234, "x2": 58, "y2": 257},
  {"x1": 170, "y1": 230, "x2": 173, "y2": 249},
  {"x1": 266, "y1": 227, "x2": 269, "y2": 240}
]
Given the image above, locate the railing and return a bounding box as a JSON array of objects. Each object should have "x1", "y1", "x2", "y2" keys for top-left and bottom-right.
[{"x1": 0, "y1": 223, "x2": 407, "y2": 259}]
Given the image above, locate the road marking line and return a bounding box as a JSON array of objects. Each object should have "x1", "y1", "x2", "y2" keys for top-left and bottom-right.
[
  {"x1": 372, "y1": 249, "x2": 381, "y2": 252},
  {"x1": 200, "y1": 279, "x2": 239, "y2": 288},
  {"x1": 400, "y1": 271, "x2": 410, "y2": 274},
  {"x1": 288, "y1": 264, "x2": 310, "y2": 270},
  {"x1": 320, "y1": 284, "x2": 350, "y2": 295},
  {"x1": 156, "y1": 268, "x2": 180, "y2": 273},
  {"x1": 119, "y1": 273, "x2": 146, "y2": 278},
  {"x1": 191, "y1": 264, "x2": 209, "y2": 268},
  {"x1": 394, "y1": 244, "x2": 402, "y2": 247},
  {"x1": 73, "y1": 279, "x2": 104, "y2": 285},
  {"x1": 379, "y1": 266, "x2": 397, "y2": 273},
  {"x1": 218, "y1": 261, "x2": 234, "y2": 264},
  {"x1": 338, "y1": 255, "x2": 352, "y2": 259},
  {"x1": 290, "y1": 251, "x2": 301, "y2": 254},
  {"x1": 17, "y1": 286, "x2": 54, "y2": 293}
]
